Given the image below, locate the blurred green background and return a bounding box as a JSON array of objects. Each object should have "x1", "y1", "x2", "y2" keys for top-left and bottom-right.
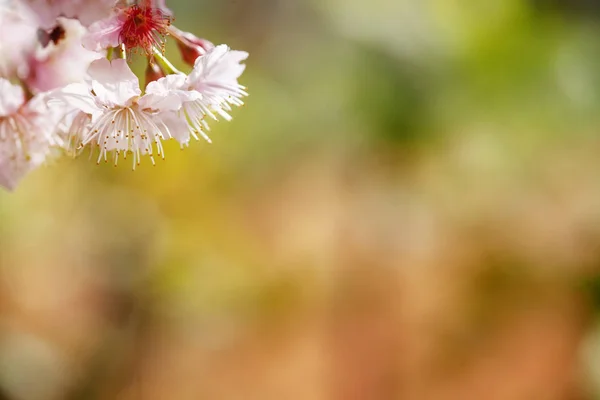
[{"x1": 4, "y1": 0, "x2": 600, "y2": 398}]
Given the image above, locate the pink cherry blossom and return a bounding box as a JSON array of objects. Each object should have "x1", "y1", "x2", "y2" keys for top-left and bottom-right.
[
  {"x1": 0, "y1": 79, "x2": 63, "y2": 190},
  {"x1": 27, "y1": 18, "x2": 103, "y2": 93},
  {"x1": 23, "y1": 0, "x2": 117, "y2": 29},
  {"x1": 0, "y1": 1, "x2": 38, "y2": 78},
  {"x1": 0, "y1": 0, "x2": 250, "y2": 187},
  {"x1": 83, "y1": 0, "x2": 171, "y2": 56}
]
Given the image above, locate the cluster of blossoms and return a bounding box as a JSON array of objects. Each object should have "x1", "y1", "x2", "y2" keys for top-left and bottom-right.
[{"x1": 0, "y1": 0, "x2": 248, "y2": 190}]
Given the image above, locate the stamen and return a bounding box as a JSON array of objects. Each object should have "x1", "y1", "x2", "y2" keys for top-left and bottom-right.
[{"x1": 119, "y1": 2, "x2": 171, "y2": 56}]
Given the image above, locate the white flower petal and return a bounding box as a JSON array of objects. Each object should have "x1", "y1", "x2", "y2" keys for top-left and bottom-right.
[
  {"x1": 185, "y1": 44, "x2": 248, "y2": 120},
  {"x1": 87, "y1": 58, "x2": 141, "y2": 106},
  {"x1": 158, "y1": 110, "x2": 199, "y2": 145},
  {"x1": 188, "y1": 45, "x2": 248, "y2": 89},
  {"x1": 0, "y1": 91, "x2": 63, "y2": 190},
  {"x1": 0, "y1": 79, "x2": 25, "y2": 117},
  {"x1": 146, "y1": 73, "x2": 187, "y2": 93},
  {"x1": 142, "y1": 74, "x2": 202, "y2": 112},
  {"x1": 47, "y1": 82, "x2": 100, "y2": 116}
]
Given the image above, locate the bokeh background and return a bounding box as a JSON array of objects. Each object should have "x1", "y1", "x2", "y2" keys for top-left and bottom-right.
[{"x1": 4, "y1": 0, "x2": 600, "y2": 398}]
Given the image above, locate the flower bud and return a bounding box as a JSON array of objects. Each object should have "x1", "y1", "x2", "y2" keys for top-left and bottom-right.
[
  {"x1": 170, "y1": 26, "x2": 214, "y2": 66},
  {"x1": 145, "y1": 58, "x2": 166, "y2": 85}
]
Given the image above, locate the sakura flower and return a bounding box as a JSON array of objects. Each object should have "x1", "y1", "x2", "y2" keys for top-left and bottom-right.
[
  {"x1": 49, "y1": 58, "x2": 198, "y2": 168},
  {"x1": 22, "y1": 0, "x2": 116, "y2": 29},
  {"x1": 27, "y1": 18, "x2": 103, "y2": 93},
  {"x1": 0, "y1": 0, "x2": 250, "y2": 184},
  {"x1": 186, "y1": 45, "x2": 248, "y2": 119},
  {"x1": 0, "y1": 1, "x2": 38, "y2": 78},
  {"x1": 144, "y1": 73, "x2": 205, "y2": 145},
  {"x1": 0, "y1": 79, "x2": 63, "y2": 190},
  {"x1": 83, "y1": 0, "x2": 171, "y2": 56},
  {"x1": 145, "y1": 45, "x2": 248, "y2": 145}
]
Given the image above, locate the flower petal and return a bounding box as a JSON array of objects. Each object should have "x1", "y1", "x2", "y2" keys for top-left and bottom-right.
[
  {"x1": 47, "y1": 82, "x2": 99, "y2": 116},
  {"x1": 0, "y1": 79, "x2": 24, "y2": 117},
  {"x1": 188, "y1": 45, "x2": 248, "y2": 88},
  {"x1": 142, "y1": 74, "x2": 201, "y2": 111},
  {"x1": 28, "y1": 18, "x2": 104, "y2": 93},
  {"x1": 87, "y1": 58, "x2": 141, "y2": 106},
  {"x1": 82, "y1": 13, "x2": 123, "y2": 51}
]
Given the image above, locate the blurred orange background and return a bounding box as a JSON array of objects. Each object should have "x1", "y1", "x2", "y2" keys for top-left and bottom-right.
[{"x1": 3, "y1": 0, "x2": 600, "y2": 399}]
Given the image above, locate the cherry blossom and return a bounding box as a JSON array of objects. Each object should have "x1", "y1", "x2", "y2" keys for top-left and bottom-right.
[
  {"x1": 0, "y1": 0, "x2": 249, "y2": 190},
  {"x1": 0, "y1": 79, "x2": 63, "y2": 190},
  {"x1": 23, "y1": 0, "x2": 116, "y2": 29},
  {"x1": 0, "y1": 1, "x2": 38, "y2": 78},
  {"x1": 27, "y1": 17, "x2": 103, "y2": 93},
  {"x1": 186, "y1": 45, "x2": 249, "y2": 120},
  {"x1": 145, "y1": 45, "x2": 248, "y2": 145},
  {"x1": 49, "y1": 58, "x2": 200, "y2": 168},
  {"x1": 83, "y1": 0, "x2": 171, "y2": 56}
]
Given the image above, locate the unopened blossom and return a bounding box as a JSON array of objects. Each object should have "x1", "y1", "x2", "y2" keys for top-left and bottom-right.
[
  {"x1": 145, "y1": 57, "x2": 166, "y2": 85},
  {"x1": 146, "y1": 45, "x2": 248, "y2": 145},
  {"x1": 0, "y1": 79, "x2": 63, "y2": 190},
  {"x1": 49, "y1": 58, "x2": 199, "y2": 168},
  {"x1": 168, "y1": 26, "x2": 214, "y2": 66},
  {"x1": 27, "y1": 18, "x2": 103, "y2": 93},
  {"x1": 83, "y1": 0, "x2": 171, "y2": 56}
]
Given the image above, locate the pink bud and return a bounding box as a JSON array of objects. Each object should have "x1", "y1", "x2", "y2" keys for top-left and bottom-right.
[
  {"x1": 145, "y1": 59, "x2": 166, "y2": 85},
  {"x1": 169, "y1": 26, "x2": 214, "y2": 66}
]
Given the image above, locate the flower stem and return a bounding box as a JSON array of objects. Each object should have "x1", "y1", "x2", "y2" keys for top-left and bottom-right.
[{"x1": 152, "y1": 46, "x2": 181, "y2": 74}]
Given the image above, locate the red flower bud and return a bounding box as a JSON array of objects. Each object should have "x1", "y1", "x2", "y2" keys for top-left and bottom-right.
[
  {"x1": 169, "y1": 26, "x2": 214, "y2": 66},
  {"x1": 145, "y1": 58, "x2": 166, "y2": 85}
]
